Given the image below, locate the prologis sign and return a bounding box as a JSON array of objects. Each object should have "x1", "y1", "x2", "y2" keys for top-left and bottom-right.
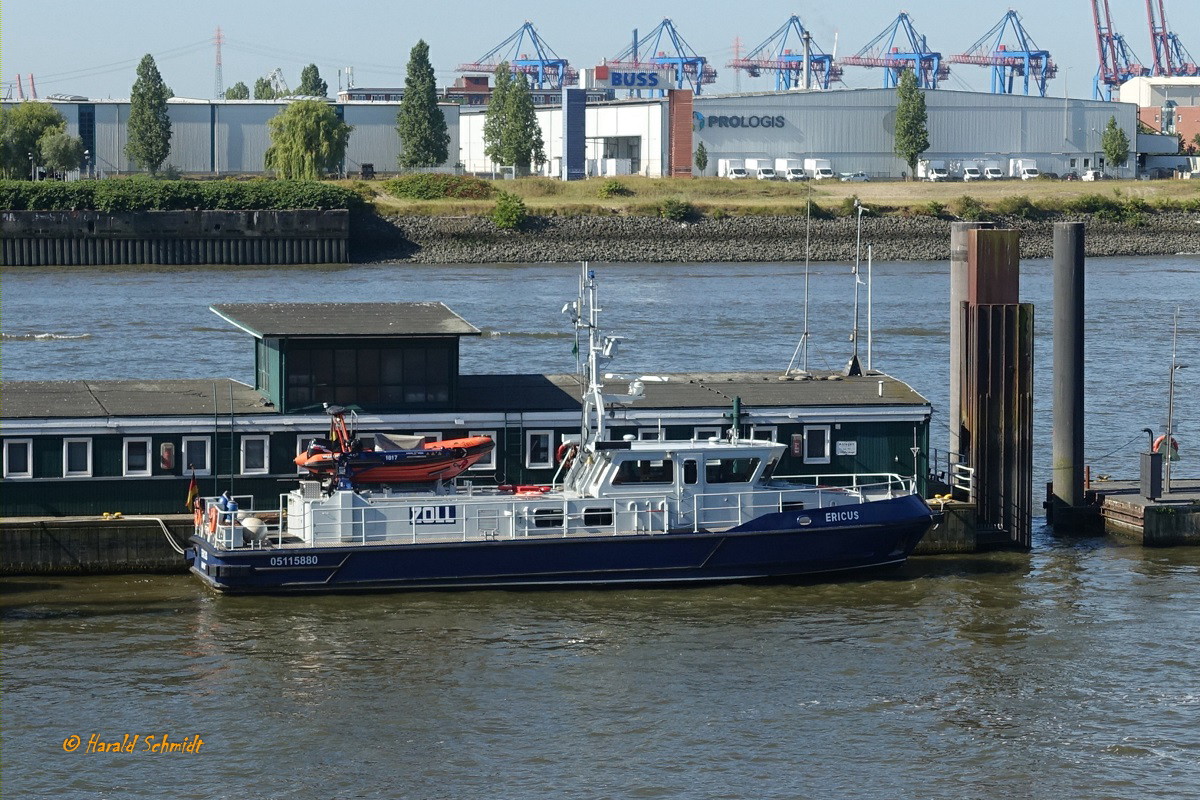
[{"x1": 694, "y1": 113, "x2": 787, "y2": 131}]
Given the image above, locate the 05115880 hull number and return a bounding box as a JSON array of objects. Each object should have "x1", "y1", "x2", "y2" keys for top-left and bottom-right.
[{"x1": 268, "y1": 555, "x2": 320, "y2": 567}]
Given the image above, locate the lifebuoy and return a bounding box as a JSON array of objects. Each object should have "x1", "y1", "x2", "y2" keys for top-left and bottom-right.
[
  {"x1": 496, "y1": 484, "x2": 516, "y2": 494},
  {"x1": 207, "y1": 505, "x2": 219, "y2": 534},
  {"x1": 1152, "y1": 435, "x2": 1180, "y2": 455},
  {"x1": 516, "y1": 485, "x2": 551, "y2": 494},
  {"x1": 555, "y1": 442, "x2": 577, "y2": 464}
]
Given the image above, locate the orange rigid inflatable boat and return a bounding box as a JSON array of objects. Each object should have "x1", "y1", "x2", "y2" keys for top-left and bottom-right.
[
  {"x1": 293, "y1": 435, "x2": 495, "y2": 483},
  {"x1": 294, "y1": 406, "x2": 494, "y2": 484}
]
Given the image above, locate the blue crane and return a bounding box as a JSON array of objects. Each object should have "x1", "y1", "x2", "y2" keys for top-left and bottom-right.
[
  {"x1": 948, "y1": 11, "x2": 1057, "y2": 97},
  {"x1": 726, "y1": 15, "x2": 843, "y2": 91},
  {"x1": 607, "y1": 19, "x2": 717, "y2": 95},
  {"x1": 840, "y1": 12, "x2": 949, "y2": 89},
  {"x1": 457, "y1": 22, "x2": 577, "y2": 89}
]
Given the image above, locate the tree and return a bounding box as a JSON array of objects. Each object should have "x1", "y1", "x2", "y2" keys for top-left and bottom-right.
[
  {"x1": 126, "y1": 54, "x2": 173, "y2": 174},
  {"x1": 482, "y1": 63, "x2": 544, "y2": 175},
  {"x1": 38, "y1": 129, "x2": 85, "y2": 174},
  {"x1": 253, "y1": 77, "x2": 277, "y2": 100},
  {"x1": 893, "y1": 69, "x2": 929, "y2": 179},
  {"x1": 502, "y1": 72, "x2": 545, "y2": 175},
  {"x1": 694, "y1": 141, "x2": 708, "y2": 173},
  {"x1": 0, "y1": 102, "x2": 66, "y2": 178},
  {"x1": 396, "y1": 40, "x2": 450, "y2": 168},
  {"x1": 1101, "y1": 115, "x2": 1130, "y2": 170},
  {"x1": 483, "y1": 63, "x2": 512, "y2": 168},
  {"x1": 225, "y1": 81, "x2": 250, "y2": 100},
  {"x1": 1192, "y1": 132, "x2": 1200, "y2": 153},
  {"x1": 297, "y1": 64, "x2": 328, "y2": 97},
  {"x1": 264, "y1": 99, "x2": 352, "y2": 179}
]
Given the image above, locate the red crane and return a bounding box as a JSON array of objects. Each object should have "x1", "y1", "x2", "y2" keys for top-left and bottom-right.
[
  {"x1": 1146, "y1": 0, "x2": 1199, "y2": 77},
  {"x1": 1091, "y1": 0, "x2": 1150, "y2": 99}
]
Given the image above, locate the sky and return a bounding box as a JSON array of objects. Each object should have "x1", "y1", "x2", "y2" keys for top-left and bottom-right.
[{"x1": 2, "y1": 0, "x2": 1197, "y2": 101}]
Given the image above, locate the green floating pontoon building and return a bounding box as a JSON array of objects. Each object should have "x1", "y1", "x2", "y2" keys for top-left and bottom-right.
[{"x1": 1, "y1": 303, "x2": 932, "y2": 517}]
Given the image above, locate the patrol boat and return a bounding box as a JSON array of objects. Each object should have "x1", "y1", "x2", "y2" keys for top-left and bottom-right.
[{"x1": 186, "y1": 269, "x2": 934, "y2": 593}]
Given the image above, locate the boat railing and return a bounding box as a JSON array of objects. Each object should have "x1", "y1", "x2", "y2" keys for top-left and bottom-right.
[
  {"x1": 690, "y1": 476, "x2": 911, "y2": 531},
  {"x1": 194, "y1": 495, "x2": 282, "y2": 550},
  {"x1": 770, "y1": 472, "x2": 914, "y2": 498},
  {"x1": 299, "y1": 494, "x2": 672, "y2": 546}
]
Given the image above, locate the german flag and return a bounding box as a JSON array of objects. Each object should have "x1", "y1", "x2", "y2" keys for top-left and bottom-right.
[{"x1": 185, "y1": 470, "x2": 199, "y2": 510}]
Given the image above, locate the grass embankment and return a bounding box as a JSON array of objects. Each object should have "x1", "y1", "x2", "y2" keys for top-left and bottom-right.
[{"x1": 350, "y1": 174, "x2": 1200, "y2": 224}]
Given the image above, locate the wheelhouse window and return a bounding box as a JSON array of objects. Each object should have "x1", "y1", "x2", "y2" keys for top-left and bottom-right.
[
  {"x1": 3, "y1": 439, "x2": 32, "y2": 479},
  {"x1": 63, "y1": 438, "x2": 92, "y2": 477},
  {"x1": 802, "y1": 425, "x2": 831, "y2": 465},
  {"x1": 638, "y1": 428, "x2": 664, "y2": 441},
  {"x1": 613, "y1": 458, "x2": 675, "y2": 485},
  {"x1": 123, "y1": 437, "x2": 152, "y2": 477},
  {"x1": 705, "y1": 457, "x2": 760, "y2": 484},
  {"x1": 241, "y1": 435, "x2": 269, "y2": 475},
  {"x1": 693, "y1": 426, "x2": 721, "y2": 441},
  {"x1": 182, "y1": 437, "x2": 211, "y2": 476},
  {"x1": 469, "y1": 430, "x2": 497, "y2": 470},
  {"x1": 525, "y1": 431, "x2": 553, "y2": 469}
]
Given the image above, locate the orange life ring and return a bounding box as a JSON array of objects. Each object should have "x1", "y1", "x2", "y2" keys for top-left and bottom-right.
[
  {"x1": 516, "y1": 484, "x2": 551, "y2": 494},
  {"x1": 496, "y1": 484, "x2": 516, "y2": 493},
  {"x1": 555, "y1": 442, "x2": 573, "y2": 463},
  {"x1": 1152, "y1": 435, "x2": 1180, "y2": 454},
  {"x1": 207, "y1": 505, "x2": 219, "y2": 534}
]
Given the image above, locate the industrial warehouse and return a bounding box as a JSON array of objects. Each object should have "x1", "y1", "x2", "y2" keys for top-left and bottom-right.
[{"x1": 5, "y1": 5, "x2": 1198, "y2": 181}]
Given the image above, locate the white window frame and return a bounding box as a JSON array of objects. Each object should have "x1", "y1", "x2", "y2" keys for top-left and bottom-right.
[
  {"x1": 525, "y1": 430, "x2": 553, "y2": 469},
  {"x1": 638, "y1": 428, "x2": 664, "y2": 441},
  {"x1": 123, "y1": 437, "x2": 153, "y2": 477},
  {"x1": 802, "y1": 425, "x2": 832, "y2": 465},
  {"x1": 63, "y1": 438, "x2": 93, "y2": 478},
  {"x1": 240, "y1": 435, "x2": 270, "y2": 476},
  {"x1": 3, "y1": 439, "x2": 33, "y2": 479},
  {"x1": 181, "y1": 436, "x2": 211, "y2": 476},
  {"x1": 412, "y1": 431, "x2": 441, "y2": 444},
  {"x1": 750, "y1": 426, "x2": 778, "y2": 442},
  {"x1": 469, "y1": 430, "x2": 497, "y2": 471},
  {"x1": 693, "y1": 426, "x2": 721, "y2": 441},
  {"x1": 295, "y1": 434, "x2": 322, "y2": 474}
]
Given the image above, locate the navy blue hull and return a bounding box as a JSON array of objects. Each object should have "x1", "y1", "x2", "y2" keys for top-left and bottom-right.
[{"x1": 188, "y1": 495, "x2": 933, "y2": 594}]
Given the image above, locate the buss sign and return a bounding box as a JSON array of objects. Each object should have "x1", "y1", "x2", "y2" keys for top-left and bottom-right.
[{"x1": 588, "y1": 65, "x2": 673, "y2": 89}]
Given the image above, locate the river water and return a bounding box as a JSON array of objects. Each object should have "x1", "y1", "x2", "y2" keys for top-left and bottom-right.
[{"x1": 3, "y1": 256, "x2": 1200, "y2": 798}]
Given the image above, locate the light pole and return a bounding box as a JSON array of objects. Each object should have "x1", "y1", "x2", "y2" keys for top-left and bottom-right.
[
  {"x1": 83, "y1": 149, "x2": 91, "y2": 178},
  {"x1": 852, "y1": 199, "x2": 864, "y2": 360},
  {"x1": 28, "y1": 151, "x2": 35, "y2": 181}
]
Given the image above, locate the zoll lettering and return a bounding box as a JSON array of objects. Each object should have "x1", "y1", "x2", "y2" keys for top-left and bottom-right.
[{"x1": 410, "y1": 506, "x2": 457, "y2": 525}]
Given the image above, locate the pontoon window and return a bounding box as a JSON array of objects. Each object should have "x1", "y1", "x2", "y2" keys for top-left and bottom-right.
[
  {"x1": 469, "y1": 430, "x2": 497, "y2": 470},
  {"x1": 683, "y1": 459, "x2": 698, "y2": 485},
  {"x1": 63, "y1": 438, "x2": 92, "y2": 477},
  {"x1": 3, "y1": 439, "x2": 32, "y2": 479},
  {"x1": 802, "y1": 425, "x2": 831, "y2": 465},
  {"x1": 123, "y1": 437, "x2": 152, "y2": 477},
  {"x1": 750, "y1": 426, "x2": 778, "y2": 442},
  {"x1": 526, "y1": 431, "x2": 553, "y2": 469},
  {"x1": 705, "y1": 457, "x2": 760, "y2": 484},
  {"x1": 241, "y1": 435, "x2": 269, "y2": 475},
  {"x1": 182, "y1": 437, "x2": 210, "y2": 476},
  {"x1": 612, "y1": 459, "x2": 674, "y2": 485},
  {"x1": 693, "y1": 426, "x2": 721, "y2": 441}
]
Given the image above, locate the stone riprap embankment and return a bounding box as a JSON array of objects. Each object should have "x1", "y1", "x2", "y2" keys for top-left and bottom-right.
[{"x1": 352, "y1": 212, "x2": 1200, "y2": 264}]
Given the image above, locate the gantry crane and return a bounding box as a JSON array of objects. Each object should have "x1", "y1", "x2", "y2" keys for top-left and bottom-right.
[
  {"x1": 457, "y1": 22, "x2": 577, "y2": 89},
  {"x1": 1146, "y1": 0, "x2": 1198, "y2": 77},
  {"x1": 606, "y1": 19, "x2": 717, "y2": 95},
  {"x1": 948, "y1": 11, "x2": 1057, "y2": 97},
  {"x1": 839, "y1": 12, "x2": 949, "y2": 89},
  {"x1": 1092, "y1": 0, "x2": 1150, "y2": 99},
  {"x1": 726, "y1": 15, "x2": 843, "y2": 91}
]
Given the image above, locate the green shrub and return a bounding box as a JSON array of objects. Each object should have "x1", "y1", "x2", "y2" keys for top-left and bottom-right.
[
  {"x1": 709, "y1": 207, "x2": 728, "y2": 220},
  {"x1": 490, "y1": 191, "x2": 527, "y2": 229},
  {"x1": 919, "y1": 200, "x2": 947, "y2": 218},
  {"x1": 382, "y1": 173, "x2": 494, "y2": 200},
  {"x1": 1064, "y1": 193, "x2": 1121, "y2": 215},
  {"x1": 993, "y1": 194, "x2": 1039, "y2": 219},
  {"x1": 515, "y1": 177, "x2": 564, "y2": 197},
  {"x1": 837, "y1": 195, "x2": 860, "y2": 217},
  {"x1": 0, "y1": 178, "x2": 362, "y2": 211},
  {"x1": 658, "y1": 197, "x2": 695, "y2": 221},
  {"x1": 597, "y1": 179, "x2": 632, "y2": 199},
  {"x1": 952, "y1": 195, "x2": 988, "y2": 221}
]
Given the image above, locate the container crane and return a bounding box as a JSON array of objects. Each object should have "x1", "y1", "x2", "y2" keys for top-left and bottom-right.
[
  {"x1": 1091, "y1": 0, "x2": 1150, "y2": 100},
  {"x1": 1146, "y1": 0, "x2": 1199, "y2": 77},
  {"x1": 839, "y1": 12, "x2": 948, "y2": 89},
  {"x1": 948, "y1": 11, "x2": 1057, "y2": 97},
  {"x1": 726, "y1": 15, "x2": 843, "y2": 91},
  {"x1": 457, "y1": 22, "x2": 577, "y2": 89},
  {"x1": 606, "y1": 19, "x2": 717, "y2": 95}
]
